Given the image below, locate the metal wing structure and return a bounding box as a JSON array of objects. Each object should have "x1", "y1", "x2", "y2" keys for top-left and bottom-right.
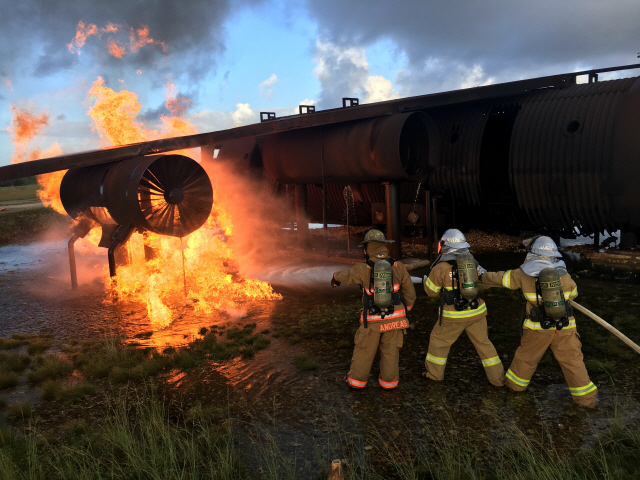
[{"x1": 2, "y1": 63, "x2": 640, "y2": 274}]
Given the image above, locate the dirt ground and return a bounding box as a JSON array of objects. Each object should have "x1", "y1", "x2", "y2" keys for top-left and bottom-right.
[{"x1": 1, "y1": 230, "x2": 639, "y2": 477}]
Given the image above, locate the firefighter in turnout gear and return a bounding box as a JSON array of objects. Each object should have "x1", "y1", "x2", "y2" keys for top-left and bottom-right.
[
  {"x1": 422, "y1": 229, "x2": 504, "y2": 386},
  {"x1": 481, "y1": 236, "x2": 598, "y2": 408},
  {"x1": 332, "y1": 229, "x2": 417, "y2": 390}
]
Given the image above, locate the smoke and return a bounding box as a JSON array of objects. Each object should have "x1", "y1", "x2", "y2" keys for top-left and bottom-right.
[
  {"x1": 202, "y1": 159, "x2": 297, "y2": 279},
  {"x1": 307, "y1": 0, "x2": 640, "y2": 97},
  {"x1": 0, "y1": 0, "x2": 263, "y2": 85}
]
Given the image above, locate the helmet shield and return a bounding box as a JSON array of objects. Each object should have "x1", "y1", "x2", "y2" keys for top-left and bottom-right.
[
  {"x1": 440, "y1": 228, "x2": 470, "y2": 249},
  {"x1": 530, "y1": 236, "x2": 562, "y2": 258}
]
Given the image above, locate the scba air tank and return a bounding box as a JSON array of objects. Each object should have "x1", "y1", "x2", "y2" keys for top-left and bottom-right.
[
  {"x1": 456, "y1": 253, "x2": 479, "y2": 301},
  {"x1": 539, "y1": 267, "x2": 566, "y2": 321},
  {"x1": 373, "y1": 260, "x2": 393, "y2": 309}
]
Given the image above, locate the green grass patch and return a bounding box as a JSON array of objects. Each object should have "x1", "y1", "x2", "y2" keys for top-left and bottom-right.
[
  {"x1": 0, "y1": 208, "x2": 71, "y2": 246},
  {"x1": 0, "y1": 392, "x2": 241, "y2": 479},
  {"x1": 6, "y1": 400, "x2": 32, "y2": 421},
  {"x1": 293, "y1": 354, "x2": 319, "y2": 371},
  {"x1": 27, "y1": 356, "x2": 73, "y2": 384},
  {"x1": 0, "y1": 372, "x2": 19, "y2": 389},
  {"x1": 0, "y1": 184, "x2": 39, "y2": 202},
  {"x1": 26, "y1": 337, "x2": 52, "y2": 355},
  {"x1": 41, "y1": 380, "x2": 96, "y2": 404},
  {"x1": 0, "y1": 352, "x2": 30, "y2": 372},
  {"x1": 188, "y1": 323, "x2": 270, "y2": 361},
  {"x1": 0, "y1": 337, "x2": 25, "y2": 350}
]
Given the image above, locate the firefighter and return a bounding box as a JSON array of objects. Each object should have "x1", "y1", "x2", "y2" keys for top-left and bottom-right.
[
  {"x1": 480, "y1": 236, "x2": 598, "y2": 408},
  {"x1": 331, "y1": 229, "x2": 417, "y2": 390},
  {"x1": 422, "y1": 229, "x2": 504, "y2": 386}
]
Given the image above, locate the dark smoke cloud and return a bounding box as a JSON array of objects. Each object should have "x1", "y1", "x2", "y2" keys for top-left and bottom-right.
[
  {"x1": 140, "y1": 92, "x2": 196, "y2": 121},
  {"x1": 0, "y1": 0, "x2": 262, "y2": 84},
  {"x1": 306, "y1": 0, "x2": 640, "y2": 96}
]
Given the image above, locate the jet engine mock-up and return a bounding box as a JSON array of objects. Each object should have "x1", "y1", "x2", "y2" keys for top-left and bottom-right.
[{"x1": 60, "y1": 154, "x2": 213, "y2": 282}]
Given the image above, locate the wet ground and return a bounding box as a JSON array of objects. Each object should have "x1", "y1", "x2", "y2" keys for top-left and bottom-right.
[{"x1": 1, "y1": 238, "x2": 640, "y2": 477}]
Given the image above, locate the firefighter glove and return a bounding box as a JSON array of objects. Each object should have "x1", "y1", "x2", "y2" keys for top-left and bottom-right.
[
  {"x1": 476, "y1": 264, "x2": 487, "y2": 277},
  {"x1": 331, "y1": 277, "x2": 341, "y2": 288}
]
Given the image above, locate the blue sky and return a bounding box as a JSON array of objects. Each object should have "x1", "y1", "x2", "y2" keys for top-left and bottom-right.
[{"x1": 1, "y1": 0, "x2": 639, "y2": 168}]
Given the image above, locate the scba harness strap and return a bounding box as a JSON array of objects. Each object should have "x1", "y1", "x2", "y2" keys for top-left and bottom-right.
[
  {"x1": 361, "y1": 258, "x2": 406, "y2": 328},
  {"x1": 438, "y1": 260, "x2": 480, "y2": 326},
  {"x1": 523, "y1": 277, "x2": 573, "y2": 331}
]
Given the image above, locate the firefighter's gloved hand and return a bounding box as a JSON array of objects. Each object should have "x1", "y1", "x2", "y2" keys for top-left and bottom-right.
[
  {"x1": 476, "y1": 264, "x2": 487, "y2": 278},
  {"x1": 331, "y1": 277, "x2": 341, "y2": 288}
]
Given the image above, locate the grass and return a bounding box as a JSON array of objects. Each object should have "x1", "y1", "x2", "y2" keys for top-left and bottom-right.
[
  {"x1": 0, "y1": 208, "x2": 71, "y2": 246},
  {"x1": 6, "y1": 400, "x2": 32, "y2": 422},
  {"x1": 40, "y1": 380, "x2": 96, "y2": 404},
  {"x1": 0, "y1": 184, "x2": 39, "y2": 202},
  {"x1": 293, "y1": 354, "x2": 319, "y2": 371},
  {"x1": 27, "y1": 356, "x2": 73, "y2": 384},
  {"x1": 0, "y1": 392, "x2": 242, "y2": 479},
  {"x1": 0, "y1": 338, "x2": 25, "y2": 350},
  {"x1": 188, "y1": 323, "x2": 270, "y2": 361},
  {"x1": 0, "y1": 373, "x2": 19, "y2": 389},
  {"x1": 0, "y1": 352, "x2": 30, "y2": 372}
]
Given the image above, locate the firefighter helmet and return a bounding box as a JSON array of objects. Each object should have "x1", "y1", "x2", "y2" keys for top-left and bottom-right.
[
  {"x1": 440, "y1": 229, "x2": 470, "y2": 249},
  {"x1": 358, "y1": 229, "x2": 395, "y2": 248},
  {"x1": 530, "y1": 236, "x2": 562, "y2": 258}
]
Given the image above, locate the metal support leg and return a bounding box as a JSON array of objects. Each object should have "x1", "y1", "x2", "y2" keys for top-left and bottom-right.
[
  {"x1": 295, "y1": 184, "x2": 309, "y2": 245},
  {"x1": 68, "y1": 234, "x2": 79, "y2": 289},
  {"x1": 432, "y1": 195, "x2": 439, "y2": 249},
  {"x1": 426, "y1": 190, "x2": 433, "y2": 262},
  {"x1": 385, "y1": 183, "x2": 402, "y2": 259},
  {"x1": 108, "y1": 224, "x2": 134, "y2": 278}
]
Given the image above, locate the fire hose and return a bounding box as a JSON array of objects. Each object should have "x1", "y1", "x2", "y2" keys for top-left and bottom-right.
[{"x1": 409, "y1": 276, "x2": 640, "y2": 355}]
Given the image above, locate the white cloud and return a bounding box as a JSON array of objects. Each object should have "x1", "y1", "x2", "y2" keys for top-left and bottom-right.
[
  {"x1": 188, "y1": 109, "x2": 235, "y2": 132},
  {"x1": 231, "y1": 103, "x2": 257, "y2": 127},
  {"x1": 363, "y1": 75, "x2": 400, "y2": 103},
  {"x1": 312, "y1": 39, "x2": 369, "y2": 109},
  {"x1": 312, "y1": 38, "x2": 402, "y2": 109},
  {"x1": 459, "y1": 65, "x2": 495, "y2": 89},
  {"x1": 258, "y1": 73, "x2": 278, "y2": 98}
]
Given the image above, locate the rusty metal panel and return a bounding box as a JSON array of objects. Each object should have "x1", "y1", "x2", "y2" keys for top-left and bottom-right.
[
  {"x1": 510, "y1": 77, "x2": 638, "y2": 234},
  {"x1": 428, "y1": 105, "x2": 489, "y2": 205}
]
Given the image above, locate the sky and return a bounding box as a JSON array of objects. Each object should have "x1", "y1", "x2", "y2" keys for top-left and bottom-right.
[{"x1": 0, "y1": 0, "x2": 639, "y2": 167}]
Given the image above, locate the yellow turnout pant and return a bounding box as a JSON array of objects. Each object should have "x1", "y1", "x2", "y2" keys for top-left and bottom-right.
[
  {"x1": 347, "y1": 324, "x2": 404, "y2": 389},
  {"x1": 505, "y1": 328, "x2": 597, "y2": 407},
  {"x1": 425, "y1": 317, "x2": 504, "y2": 386}
]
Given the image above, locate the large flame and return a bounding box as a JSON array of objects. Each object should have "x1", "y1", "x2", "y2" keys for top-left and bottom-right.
[
  {"x1": 8, "y1": 105, "x2": 67, "y2": 214},
  {"x1": 7, "y1": 25, "x2": 280, "y2": 326},
  {"x1": 68, "y1": 21, "x2": 165, "y2": 58},
  {"x1": 85, "y1": 78, "x2": 281, "y2": 325}
]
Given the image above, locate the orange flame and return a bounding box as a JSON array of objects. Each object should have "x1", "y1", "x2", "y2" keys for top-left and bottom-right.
[
  {"x1": 7, "y1": 106, "x2": 67, "y2": 214},
  {"x1": 87, "y1": 76, "x2": 151, "y2": 145},
  {"x1": 8, "y1": 105, "x2": 49, "y2": 160},
  {"x1": 68, "y1": 21, "x2": 165, "y2": 58},
  {"x1": 129, "y1": 26, "x2": 165, "y2": 53},
  {"x1": 85, "y1": 78, "x2": 280, "y2": 325},
  {"x1": 107, "y1": 39, "x2": 127, "y2": 58}
]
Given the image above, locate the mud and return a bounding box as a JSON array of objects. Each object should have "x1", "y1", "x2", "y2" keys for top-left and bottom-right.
[{"x1": 1, "y1": 239, "x2": 640, "y2": 477}]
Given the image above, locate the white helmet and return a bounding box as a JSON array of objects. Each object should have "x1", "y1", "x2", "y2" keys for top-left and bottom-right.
[
  {"x1": 529, "y1": 236, "x2": 562, "y2": 258},
  {"x1": 440, "y1": 229, "x2": 470, "y2": 249}
]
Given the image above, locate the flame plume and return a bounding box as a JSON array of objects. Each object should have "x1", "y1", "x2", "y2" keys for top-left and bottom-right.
[{"x1": 85, "y1": 78, "x2": 281, "y2": 325}]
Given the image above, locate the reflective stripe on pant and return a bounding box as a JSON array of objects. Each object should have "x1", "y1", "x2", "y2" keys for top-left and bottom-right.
[
  {"x1": 506, "y1": 328, "x2": 598, "y2": 407},
  {"x1": 425, "y1": 317, "x2": 504, "y2": 386},
  {"x1": 348, "y1": 324, "x2": 404, "y2": 389}
]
